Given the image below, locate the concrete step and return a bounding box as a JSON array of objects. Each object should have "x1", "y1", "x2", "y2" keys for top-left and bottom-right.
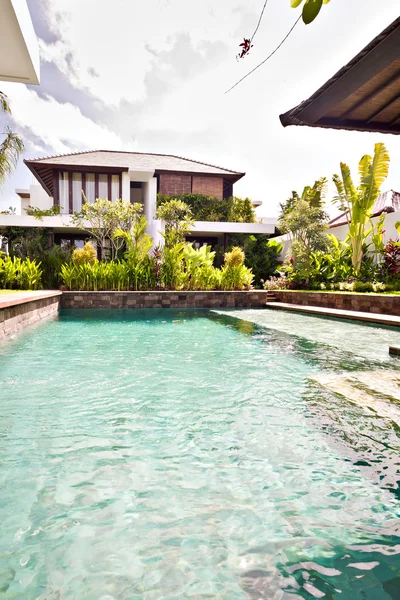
[
  {"x1": 265, "y1": 291, "x2": 277, "y2": 302},
  {"x1": 266, "y1": 301, "x2": 400, "y2": 328}
]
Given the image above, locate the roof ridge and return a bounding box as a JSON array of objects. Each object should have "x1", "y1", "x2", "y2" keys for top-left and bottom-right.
[{"x1": 27, "y1": 149, "x2": 243, "y2": 175}]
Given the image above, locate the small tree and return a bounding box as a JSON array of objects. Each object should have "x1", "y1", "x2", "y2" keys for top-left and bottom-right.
[
  {"x1": 156, "y1": 199, "x2": 194, "y2": 247},
  {"x1": 279, "y1": 178, "x2": 329, "y2": 283},
  {"x1": 72, "y1": 198, "x2": 142, "y2": 260}
]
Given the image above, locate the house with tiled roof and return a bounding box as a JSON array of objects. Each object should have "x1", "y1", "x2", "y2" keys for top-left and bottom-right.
[{"x1": 6, "y1": 150, "x2": 275, "y2": 249}]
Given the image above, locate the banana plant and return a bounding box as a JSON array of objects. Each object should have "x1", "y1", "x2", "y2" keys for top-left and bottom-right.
[
  {"x1": 332, "y1": 143, "x2": 390, "y2": 273},
  {"x1": 291, "y1": 0, "x2": 330, "y2": 25}
]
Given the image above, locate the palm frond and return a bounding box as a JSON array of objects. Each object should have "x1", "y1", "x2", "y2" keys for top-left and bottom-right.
[
  {"x1": 340, "y1": 163, "x2": 357, "y2": 202},
  {"x1": 0, "y1": 91, "x2": 11, "y2": 114},
  {"x1": 0, "y1": 127, "x2": 24, "y2": 185}
]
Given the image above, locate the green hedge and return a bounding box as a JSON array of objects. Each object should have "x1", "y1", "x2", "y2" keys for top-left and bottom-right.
[{"x1": 157, "y1": 193, "x2": 255, "y2": 223}]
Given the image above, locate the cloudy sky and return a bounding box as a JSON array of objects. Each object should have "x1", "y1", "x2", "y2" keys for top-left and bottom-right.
[{"x1": 1, "y1": 0, "x2": 400, "y2": 216}]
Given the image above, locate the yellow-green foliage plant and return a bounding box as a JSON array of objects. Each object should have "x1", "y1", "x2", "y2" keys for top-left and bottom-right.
[
  {"x1": 219, "y1": 246, "x2": 253, "y2": 290},
  {"x1": 333, "y1": 143, "x2": 390, "y2": 273},
  {"x1": 72, "y1": 242, "x2": 98, "y2": 266},
  {"x1": 0, "y1": 255, "x2": 42, "y2": 290},
  {"x1": 61, "y1": 261, "x2": 131, "y2": 292},
  {"x1": 182, "y1": 244, "x2": 218, "y2": 290}
]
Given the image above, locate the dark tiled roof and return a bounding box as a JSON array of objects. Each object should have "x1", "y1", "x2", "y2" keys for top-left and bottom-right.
[
  {"x1": 329, "y1": 190, "x2": 400, "y2": 228},
  {"x1": 26, "y1": 150, "x2": 244, "y2": 177}
]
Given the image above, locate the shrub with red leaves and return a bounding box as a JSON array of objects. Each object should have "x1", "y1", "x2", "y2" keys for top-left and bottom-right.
[{"x1": 383, "y1": 239, "x2": 400, "y2": 277}]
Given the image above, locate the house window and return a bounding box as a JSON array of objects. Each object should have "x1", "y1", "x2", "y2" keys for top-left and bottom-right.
[
  {"x1": 59, "y1": 172, "x2": 69, "y2": 215},
  {"x1": 86, "y1": 173, "x2": 95, "y2": 203},
  {"x1": 57, "y1": 171, "x2": 122, "y2": 212},
  {"x1": 98, "y1": 174, "x2": 108, "y2": 199},
  {"x1": 111, "y1": 175, "x2": 119, "y2": 202},
  {"x1": 72, "y1": 173, "x2": 82, "y2": 212}
]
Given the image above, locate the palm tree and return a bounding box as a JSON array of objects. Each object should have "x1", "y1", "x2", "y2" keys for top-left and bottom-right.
[
  {"x1": 332, "y1": 143, "x2": 390, "y2": 273},
  {"x1": 0, "y1": 91, "x2": 24, "y2": 186}
]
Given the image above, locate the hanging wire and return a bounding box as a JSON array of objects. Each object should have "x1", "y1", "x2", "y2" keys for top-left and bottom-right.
[
  {"x1": 250, "y1": 0, "x2": 269, "y2": 44},
  {"x1": 226, "y1": 16, "x2": 301, "y2": 94}
]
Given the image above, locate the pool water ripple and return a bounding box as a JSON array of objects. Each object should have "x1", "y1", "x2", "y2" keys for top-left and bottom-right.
[{"x1": 0, "y1": 309, "x2": 399, "y2": 599}]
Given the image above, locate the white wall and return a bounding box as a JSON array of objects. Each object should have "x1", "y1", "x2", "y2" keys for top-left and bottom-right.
[
  {"x1": 330, "y1": 211, "x2": 399, "y2": 245},
  {"x1": 273, "y1": 211, "x2": 400, "y2": 260},
  {"x1": 29, "y1": 184, "x2": 52, "y2": 211},
  {"x1": 191, "y1": 220, "x2": 276, "y2": 235}
]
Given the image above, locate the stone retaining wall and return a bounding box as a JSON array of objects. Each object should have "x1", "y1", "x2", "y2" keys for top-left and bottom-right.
[
  {"x1": 0, "y1": 293, "x2": 61, "y2": 340},
  {"x1": 61, "y1": 290, "x2": 271, "y2": 309},
  {"x1": 273, "y1": 290, "x2": 400, "y2": 315}
]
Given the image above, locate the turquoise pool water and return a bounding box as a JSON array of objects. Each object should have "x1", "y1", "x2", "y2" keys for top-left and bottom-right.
[{"x1": 0, "y1": 309, "x2": 399, "y2": 599}]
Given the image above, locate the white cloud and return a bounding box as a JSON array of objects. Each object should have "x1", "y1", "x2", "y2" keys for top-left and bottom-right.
[
  {"x1": 1, "y1": 83, "x2": 129, "y2": 155},
  {"x1": 2, "y1": 0, "x2": 400, "y2": 213}
]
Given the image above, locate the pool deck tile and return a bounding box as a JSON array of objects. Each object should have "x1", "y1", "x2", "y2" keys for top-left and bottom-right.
[
  {"x1": 0, "y1": 290, "x2": 61, "y2": 309},
  {"x1": 266, "y1": 302, "x2": 400, "y2": 327}
]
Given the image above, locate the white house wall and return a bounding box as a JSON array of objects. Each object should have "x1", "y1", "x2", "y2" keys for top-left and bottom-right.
[{"x1": 274, "y1": 211, "x2": 400, "y2": 260}]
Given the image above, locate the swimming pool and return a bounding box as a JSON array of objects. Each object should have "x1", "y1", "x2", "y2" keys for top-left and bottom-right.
[{"x1": 0, "y1": 309, "x2": 399, "y2": 599}]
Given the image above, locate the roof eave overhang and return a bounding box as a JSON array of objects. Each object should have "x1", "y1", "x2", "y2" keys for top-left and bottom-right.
[
  {"x1": 24, "y1": 160, "x2": 130, "y2": 196},
  {"x1": 0, "y1": 0, "x2": 40, "y2": 85},
  {"x1": 280, "y1": 17, "x2": 400, "y2": 134}
]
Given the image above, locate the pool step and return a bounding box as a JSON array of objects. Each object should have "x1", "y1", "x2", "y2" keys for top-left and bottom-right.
[
  {"x1": 266, "y1": 301, "x2": 400, "y2": 327},
  {"x1": 265, "y1": 291, "x2": 277, "y2": 303},
  {"x1": 312, "y1": 369, "x2": 400, "y2": 427}
]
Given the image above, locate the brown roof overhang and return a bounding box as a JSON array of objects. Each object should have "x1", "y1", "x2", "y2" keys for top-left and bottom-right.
[
  {"x1": 280, "y1": 17, "x2": 400, "y2": 135},
  {"x1": 24, "y1": 160, "x2": 128, "y2": 197}
]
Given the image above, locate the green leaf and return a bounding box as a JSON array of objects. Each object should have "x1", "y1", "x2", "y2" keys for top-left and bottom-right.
[
  {"x1": 290, "y1": 0, "x2": 303, "y2": 7},
  {"x1": 302, "y1": 0, "x2": 323, "y2": 24}
]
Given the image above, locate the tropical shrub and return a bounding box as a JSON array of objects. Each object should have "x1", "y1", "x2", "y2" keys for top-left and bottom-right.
[
  {"x1": 0, "y1": 255, "x2": 42, "y2": 290},
  {"x1": 228, "y1": 197, "x2": 255, "y2": 223},
  {"x1": 243, "y1": 236, "x2": 282, "y2": 287},
  {"x1": 279, "y1": 178, "x2": 329, "y2": 284},
  {"x1": 72, "y1": 242, "x2": 97, "y2": 266},
  {"x1": 25, "y1": 205, "x2": 62, "y2": 219},
  {"x1": 219, "y1": 247, "x2": 253, "y2": 290},
  {"x1": 263, "y1": 276, "x2": 292, "y2": 290},
  {"x1": 352, "y1": 281, "x2": 375, "y2": 293},
  {"x1": 40, "y1": 245, "x2": 72, "y2": 288},
  {"x1": 157, "y1": 194, "x2": 256, "y2": 223},
  {"x1": 182, "y1": 244, "x2": 218, "y2": 290},
  {"x1": 156, "y1": 200, "x2": 194, "y2": 246},
  {"x1": 3, "y1": 228, "x2": 71, "y2": 288},
  {"x1": 61, "y1": 261, "x2": 131, "y2": 292},
  {"x1": 114, "y1": 216, "x2": 156, "y2": 290},
  {"x1": 332, "y1": 142, "x2": 390, "y2": 273},
  {"x1": 72, "y1": 199, "x2": 142, "y2": 260},
  {"x1": 160, "y1": 242, "x2": 186, "y2": 290},
  {"x1": 383, "y1": 240, "x2": 400, "y2": 278}
]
